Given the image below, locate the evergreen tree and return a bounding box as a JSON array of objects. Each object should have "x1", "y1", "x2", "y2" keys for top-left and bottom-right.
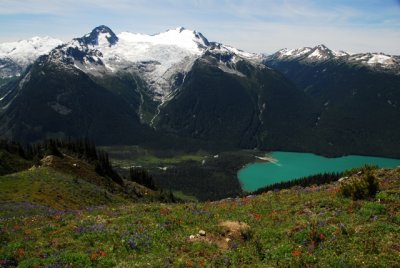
[{"x1": 128, "y1": 167, "x2": 157, "y2": 190}]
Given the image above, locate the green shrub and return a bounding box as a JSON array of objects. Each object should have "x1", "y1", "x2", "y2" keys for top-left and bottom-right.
[
  {"x1": 343, "y1": 164, "x2": 378, "y2": 177},
  {"x1": 340, "y1": 172, "x2": 379, "y2": 200}
]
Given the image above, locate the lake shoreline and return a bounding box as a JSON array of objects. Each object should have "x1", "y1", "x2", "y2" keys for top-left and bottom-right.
[{"x1": 238, "y1": 151, "x2": 400, "y2": 192}]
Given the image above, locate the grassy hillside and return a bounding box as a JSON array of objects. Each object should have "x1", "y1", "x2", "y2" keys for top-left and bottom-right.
[
  {"x1": 0, "y1": 140, "x2": 175, "y2": 213},
  {"x1": 1, "y1": 167, "x2": 399, "y2": 267},
  {"x1": 0, "y1": 167, "x2": 127, "y2": 210},
  {"x1": 0, "y1": 154, "x2": 165, "y2": 211}
]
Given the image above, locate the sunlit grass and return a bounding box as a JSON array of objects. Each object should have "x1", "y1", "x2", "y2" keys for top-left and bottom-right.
[
  {"x1": 0, "y1": 167, "x2": 126, "y2": 210},
  {"x1": 1, "y1": 168, "x2": 399, "y2": 267}
]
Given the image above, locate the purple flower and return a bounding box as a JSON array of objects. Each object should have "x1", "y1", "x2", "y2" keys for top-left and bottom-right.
[
  {"x1": 224, "y1": 257, "x2": 231, "y2": 266},
  {"x1": 125, "y1": 231, "x2": 152, "y2": 251},
  {"x1": 128, "y1": 238, "x2": 139, "y2": 250},
  {"x1": 75, "y1": 224, "x2": 105, "y2": 234},
  {"x1": 0, "y1": 258, "x2": 18, "y2": 268}
]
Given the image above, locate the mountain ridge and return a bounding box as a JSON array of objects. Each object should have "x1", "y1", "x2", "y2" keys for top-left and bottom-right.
[
  {"x1": 268, "y1": 44, "x2": 400, "y2": 74},
  {"x1": 0, "y1": 26, "x2": 282, "y2": 149},
  {"x1": 48, "y1": 25, "x2": 265, "y2": 102},
  {"x1": 1, "y1": 26, "x2": 400, "y2": 157}
]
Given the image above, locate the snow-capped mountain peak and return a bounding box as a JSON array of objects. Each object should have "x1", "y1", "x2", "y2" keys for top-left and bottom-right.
[
  {"x1": 278, "y1": 47, "x2": 312, "y2": 57},
  {"x1": 269, "y1": 44, "x2": 399, "y2": 73},
  {"x1": 0, "y1": 26, "x2": 264, "y2": 101},
  {"x1": 308, "y1": 44, "x2": 331, "y2": 60},
  {"x1": 45, "y1": 26, "x2": 263, "y2": 101},
  {"x1": 78, "y1": 25, "x2": 119, "y2": 47},
  {"x1": 315, "y1": 44, "x2": 329, "y2": 50},
  {"x1": 274, "y1": 44, "x2": 349, "y2": 61}
]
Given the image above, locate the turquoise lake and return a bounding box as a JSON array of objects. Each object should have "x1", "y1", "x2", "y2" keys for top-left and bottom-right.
[{"x1": 238, "y1": 152, "x2": 400, "y2": 192}]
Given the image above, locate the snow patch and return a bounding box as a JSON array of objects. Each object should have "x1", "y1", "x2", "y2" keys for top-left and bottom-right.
[
  {"x1": 367, "y1": 54, "x2": 395, "y2": 66},
  {"x1": 277, "y1": 47, "x2": 312, "y2": 58},
  {"x1": 0, "y1": 89, "x2": 13, "y2": 101},
  {"x1": 0, "y1": 36, "x2": 63, "y2": 67},
  {"x1": 307, "y1": 47, "x2": 330, "y2": 60},
  {"x1": 217, "y1": 63, "x2": 246, "y2": 77},
  {"x1": 18, "y1": 72, "x2": 31, "y2": 89},
  {"x1": 332, "y1": 50, "x2": 348, "y2": 57},
  {"x1": 49, "y1": 102, "x2": 72, "y2": 115}
]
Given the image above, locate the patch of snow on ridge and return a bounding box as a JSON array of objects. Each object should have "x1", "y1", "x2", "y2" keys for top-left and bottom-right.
[
  {"x1": 367, "y1": 54, "x2": 395, "y2": 66},
  {"x1": 275, "y1": 45, "x2": 350, "y2": 61},
  {"x1": 0, "y1": 36, "x2": 63, "y2": 67},
  {"x1": 276, "y1": 47, "x2": 312, "y2": 58},
  {"x1": 97, "y1": 32, "x2": 112, "y2": 47},
  {"x1": 332, "y1": 50, "x2": 349, "y2": 57},
  {"x1": 219, "y1": 45, "x2": 263, "y2": 63},
  {"x1": 308, "y1": 49, "x2": 326, "y2": 59},
  {"x1": 348, "y1": 53, "x2": 399, "y2": 69}
]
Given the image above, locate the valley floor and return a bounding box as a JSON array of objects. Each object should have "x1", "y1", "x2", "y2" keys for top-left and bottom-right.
[
  {"x1": 103, "y1": 146, "x2": 263, "y2": 201},
  {"x1": 1, "y1": 168, "x2": 399, "y2": 267}
]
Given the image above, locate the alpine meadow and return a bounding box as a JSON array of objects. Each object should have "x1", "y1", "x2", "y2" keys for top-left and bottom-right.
[{"x1": 1, "y1": 1, "x2": 400, "y2": 267}]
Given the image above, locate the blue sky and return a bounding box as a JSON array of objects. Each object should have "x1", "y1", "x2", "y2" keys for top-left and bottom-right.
[{"x1": 0, "y1": 0, "x2": 399, "y2": 54}]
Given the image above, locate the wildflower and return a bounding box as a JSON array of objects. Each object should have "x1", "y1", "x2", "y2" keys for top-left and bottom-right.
[
  {"x1": 90, "y1": 252, "x2": 99, "y2": 260},
  {"x1": 319, "y1": 233, "x2": 326, "y2": 240},
  {"x1": 267, "y1": 210, "x2": 278, "y2": 219},
  {"x1": 242, "y1": 197, "x2": 251, "y2": 204},
  {"x1": 128, "y1": 238, "x2": 139, "y2": 250},
  {"x1": 230, "y1": 241, "x2": 239, "y2": 250},
  {"x1": 186, "y1": 261, "x2": 193, "y2": 267},
  {"x1": 24, "y1": 229, "x2": 32, "y2": 236},
  {"x1": 16, "y1": 248, "x2": 25, "y2": 257},
  {"x1": 253, "y1": 214, "x2": 262, "y2": 220},
  {"x1": 308, "y1": 240, "x2": 315, "y2": 252},
  {"x1": 159, "y1": 207, "x2": 170, "y2": 216},
  {"x1": 0, "y1": 258, "x2": 18, "y2": 267},
  {"x1": 292, "y1": 249, "x2": 301, "y2": 257},
  {"x1": 40, "y1": 253, "x2": 49, "y2": 259},
  {"x1": 99, "y1": 250, "x2": 106, "y2": 257},
  {"x1": 75, "y1": 224, "x2": 105, "y2": 234}
]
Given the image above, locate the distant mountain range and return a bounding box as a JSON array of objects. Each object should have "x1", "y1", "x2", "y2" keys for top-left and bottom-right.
[
  {"x1": 268, "y1": 44, "x2": 400, "y2": 73},
  {"x1": 265, "y1": 45, "x2": 400, "y2": 157},
  {"x1": 0, "y1": 26, "x2": 399, "y2": 157}
]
